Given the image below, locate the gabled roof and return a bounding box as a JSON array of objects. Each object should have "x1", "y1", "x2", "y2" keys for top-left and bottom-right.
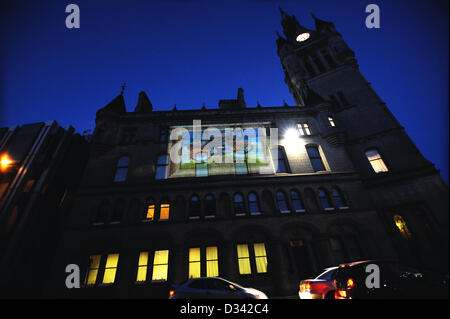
[
  {"x1": 134, "y1": 91, "x2": 153, "y2": 113},
  {"x1": 97, "y1": 94, "x2": 126, "y2": 116}
]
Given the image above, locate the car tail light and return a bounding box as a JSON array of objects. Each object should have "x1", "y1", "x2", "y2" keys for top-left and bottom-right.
[
  {"x1": 169, "y1": 290, "x2": 175, "y2": 298},
  {"x1": 347, "y1": 278, "x2": 355, "y2": 288},
  {"x1": 336, "y1": 289, "x2": 347, "y2": 298},
  {"x1": 305, "y1": 281, "x2": 311, "y2": 292}
]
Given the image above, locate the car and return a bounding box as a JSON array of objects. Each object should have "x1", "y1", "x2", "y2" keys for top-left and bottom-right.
[
  {"x1": 168, "y1": 277, "x2": 268, "y2": 299},
  {"x1": 298, "y1": 267, "x2": 338, "y2": 299},
  {"x1": 334, "y1": 260, "x2": 449, "y2": 299}
]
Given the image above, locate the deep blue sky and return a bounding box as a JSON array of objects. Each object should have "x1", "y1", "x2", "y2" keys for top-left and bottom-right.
[{"x1": 0, "y1": 0, "x2": 448, "y2": 182}]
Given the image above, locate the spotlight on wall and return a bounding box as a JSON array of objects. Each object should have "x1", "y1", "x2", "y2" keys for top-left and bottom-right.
[{"x1": 283, "y1": 128, "x2": 301, "y2": 149}]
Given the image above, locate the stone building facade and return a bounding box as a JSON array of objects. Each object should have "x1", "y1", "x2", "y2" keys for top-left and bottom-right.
[{"x1": 42, "y1": 9, "x2": 448, "y2": 298}]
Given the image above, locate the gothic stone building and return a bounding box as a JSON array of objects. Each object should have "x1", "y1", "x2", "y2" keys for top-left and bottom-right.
[{"x1": 43, "y1": 9, "x2": 448, "y2": 298}]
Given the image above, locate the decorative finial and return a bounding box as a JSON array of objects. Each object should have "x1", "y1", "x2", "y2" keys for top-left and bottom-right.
[{"x1": 120, "y1": 83, "x2": 127, "y2": 95}]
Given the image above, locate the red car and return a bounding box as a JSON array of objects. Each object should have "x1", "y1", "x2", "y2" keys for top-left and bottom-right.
[{"x1": 299, "y1": 267, "x2": 338, "y2": 299}]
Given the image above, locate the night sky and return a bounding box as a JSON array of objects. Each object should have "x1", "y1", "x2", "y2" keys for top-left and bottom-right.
[{"x1": 0, "y1": 0, "x2": 448, "y2": 182}]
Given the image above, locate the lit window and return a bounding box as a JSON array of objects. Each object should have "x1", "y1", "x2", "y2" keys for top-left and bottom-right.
[
  {"x1": 152, "y1": 250, "x2": 169, "y2": 282},
  {"x1": 248, "y1": 192, "x2": 260, "y2": 215},
  {"x1": 318, "y1": 188, "x2": 333, "y2": 210},
  {"x1": 206, "y1": 246, "x2": 219, "y2": 277},
  {"x1": 189, "y1": 195, "x2": 201, "y2": 219},
  {"x1": 114, "y1": 157, "x2": 129, "y2": 182},
  {"x1": 236, "y1": 244, "x2": 251, "y2": 275},
  {"x1": 328, "y1": 116, "x2": 336, "y2": 127},
  {"x1": 189, "y1": 248, "x2": 201, "y2": 279},
  {"x1": 233, "y1": 193, "x2": 246, "y2": 216},
  {"x1": 277, "y1": 191, "x2": 290, "y2": 213},
  {"x1": 85, "y1": 255, "x2": 101, "y2": 286},
  {"x1": 159, "y1": 203, "x2": 170, "y2": 220},
  {"x1": 155, "y1": 155, "x2": 168, "y2": 180},
  {"x1": 291, "y1": 190, "x2": 305, "y2": 212},
  {"x1": 145, "y1": 202, "x2": 155, "y2": 221},
  {"x1": 102, "y1": 253, "x2": 119, "y2": 284},
  {"x1": 298, "y1": 123, "x2": 311, "y2": 136},
  {"x1": 394, "y1": 215, "x2": 412, "y2": 240},
  {"x1": 254, "y1": 243, "x2": 268, "y2": 273},
  {"x1": 306, "y1": 145, "x2": 326, "y2": 172},
  {"x1": 365, "y1": 149, "x2": 388, "y2": 173},
  {"x1": 136, "y1": 252, "x2": 148, "y2": 282}
]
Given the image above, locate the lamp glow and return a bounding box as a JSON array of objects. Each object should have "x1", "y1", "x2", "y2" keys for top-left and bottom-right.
[
  {"x1": 284, "y1": 128, "x2": 300, "y2": 141},
  {"x1": 0, "y1": 154, "x2": 13, "y2": 170}
]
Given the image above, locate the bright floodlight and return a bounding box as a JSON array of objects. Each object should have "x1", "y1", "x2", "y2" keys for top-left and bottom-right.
[{"x1": 284, "y1": 128, "x2": 299, "y2": 141}]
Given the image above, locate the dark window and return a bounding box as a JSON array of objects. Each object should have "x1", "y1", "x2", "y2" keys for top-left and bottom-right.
[
  {"x1": 121, "y1": 128, "x2": 137, "y2": 144},
  {"x1": 321, "y1": 49, "x2": 337, "y2": 68},
  {"x1": 312, "y1": 54, "x2": 326, "y2": 73},
  {"x1": 306, "y1": 146, "x2": 326, "y2": 172},
  {"x1": 248, "y1": 192, "x2": 260, "y2": 215},
  {"x1": 114, "y1": 157, "x2": 130, "y2": 182},
  {"x1": 303, "y1": 59, "x2": 316, "y2": 77},
  {"x1": 94, "y1": 201, "x2": 109, "y2": 225},
  {"x1": 337, "y1": 91, "x2": 350, "y2": 106},
  {"x1": 331, "y1": 188, "x2": 347, "y2": 208},
  {"x1": 160, "y1": 128, "x2": 171, "y2": 142},
  {"x1": 110, "y1": 200, "x2": 125, "y2": 224},
  {"x1": 277, "y1": 191, "x2": 289, "y2": 213},
  {"x1": 189, "y1": 195, "x2": 201, "y2": 219},
  {"x1": 318, "y1": 188, "x2": 333, "y2": 210},
  {"x1": 291, "y1": 190, "x2": 305, "y2": 212},
  {"x1": 276, "y1": 147, "x2": 289, "y2": 173},
  {"x1": 155, "y1": 155, "x2": 168, "y2": 180},
  {"x1": 204, "y1": 194, "x2": 216, "y2": 218},
  {"x1": 233, "y1": 193, "x2": 246, "y2": 216}
]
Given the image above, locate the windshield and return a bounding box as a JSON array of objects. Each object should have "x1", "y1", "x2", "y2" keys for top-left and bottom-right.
[{"x1": 316, "y1": 268, "x2": 337, "y2": 280}]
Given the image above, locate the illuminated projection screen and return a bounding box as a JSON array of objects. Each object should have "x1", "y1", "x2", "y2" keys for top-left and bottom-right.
[{"x1": 166, "y1": 123, "x2": 275, "y2": 178}]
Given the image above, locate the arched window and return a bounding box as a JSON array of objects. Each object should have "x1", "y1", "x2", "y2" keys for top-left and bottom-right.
[
  {"x1": 277, "y1": 191, "x2": 289, "y2": 213},
  {"x1": 110, "y1": 200, "x2": 125, "y2": 224},
  {"x1": 318, "y1": 188, "x2": 333, "y2": 210},
  {"x1": 93, "y1": 200, "x2": 109, "y2": 225},
  {"x1": 248, "y1": 192, "x2": 260, "y2": 215},
  {"x1": 189, "y1": 195, "x2": 201, "y2": 219},
  {"x1": 394, "y1": 214, "x2": 412, "y2": 240},
  {"x1": 276, "y1": 147, "x2": 289, "y2": 173},
  {"x1": 233, "y1": 193, "x2": 246, "y2": 216},
  {"x1": 155, "y1": 154, "x2": 169, "y2": 180},
  {"x1": 114, "y1": 157, "x2": 130, "y2": 182},
  {"x1": 290, "y1": 190, "x2": 305, "y2": 212},
  {"x1": 331, "y1": 188, "x2": 348, "y2": 209},
  {"x1": 204, "y1": 194, "x2": 216, "y2": 218},
  {"x1": 306, "y1": 145, "x2": 326, "y2": 172}
]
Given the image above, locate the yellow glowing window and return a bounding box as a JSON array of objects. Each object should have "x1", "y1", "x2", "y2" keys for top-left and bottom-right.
[
  {"x1": 146, "y1": 204, "x2": 155, "y2": 220},
  {"x1": 254, "y1": 243, "x2": 268, "y2": 273},
  {"x1": 136, "y1": 252, "x2": 148, "y2": 282},
  {"x1": 206, "y1": 246, "x2": 219, "y2": 277},
  {"x1": 365, "y1": 150, "x2": 388, "y2": 173},
  {"x1": 394, "y1": 215, "x2": 412, "y2": 240},
  {"x1": 102, "y1": 253, "x2": 119, "y2": 284},
  {"x1": 328, "y1": 116, "x2": 336, "y2": 127},
  {"x1": 85, "y1": 255, "x2": 101, "y2": 285},
  {"x1": 237, "y1": 244, "x2": 251, "y2": 275},
  {"x1": 189, "y1": 248, "x2": 201, "y2": 279},
  {"x1": 152, "y1": 250, "x2": 169, "y2": 282},
  {"x1": 159, "y1": 204, "x2": 170, "y2": 220}
]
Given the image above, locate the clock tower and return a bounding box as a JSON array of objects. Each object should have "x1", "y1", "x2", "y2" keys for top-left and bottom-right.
[{"x1": 276, "y1": 10, "x2": 448, "y2": 269}]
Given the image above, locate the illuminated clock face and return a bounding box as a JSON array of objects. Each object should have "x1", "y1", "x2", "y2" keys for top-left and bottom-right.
[{"x1": 296, "y1": 32, "x2": 310, "y2": 42}]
